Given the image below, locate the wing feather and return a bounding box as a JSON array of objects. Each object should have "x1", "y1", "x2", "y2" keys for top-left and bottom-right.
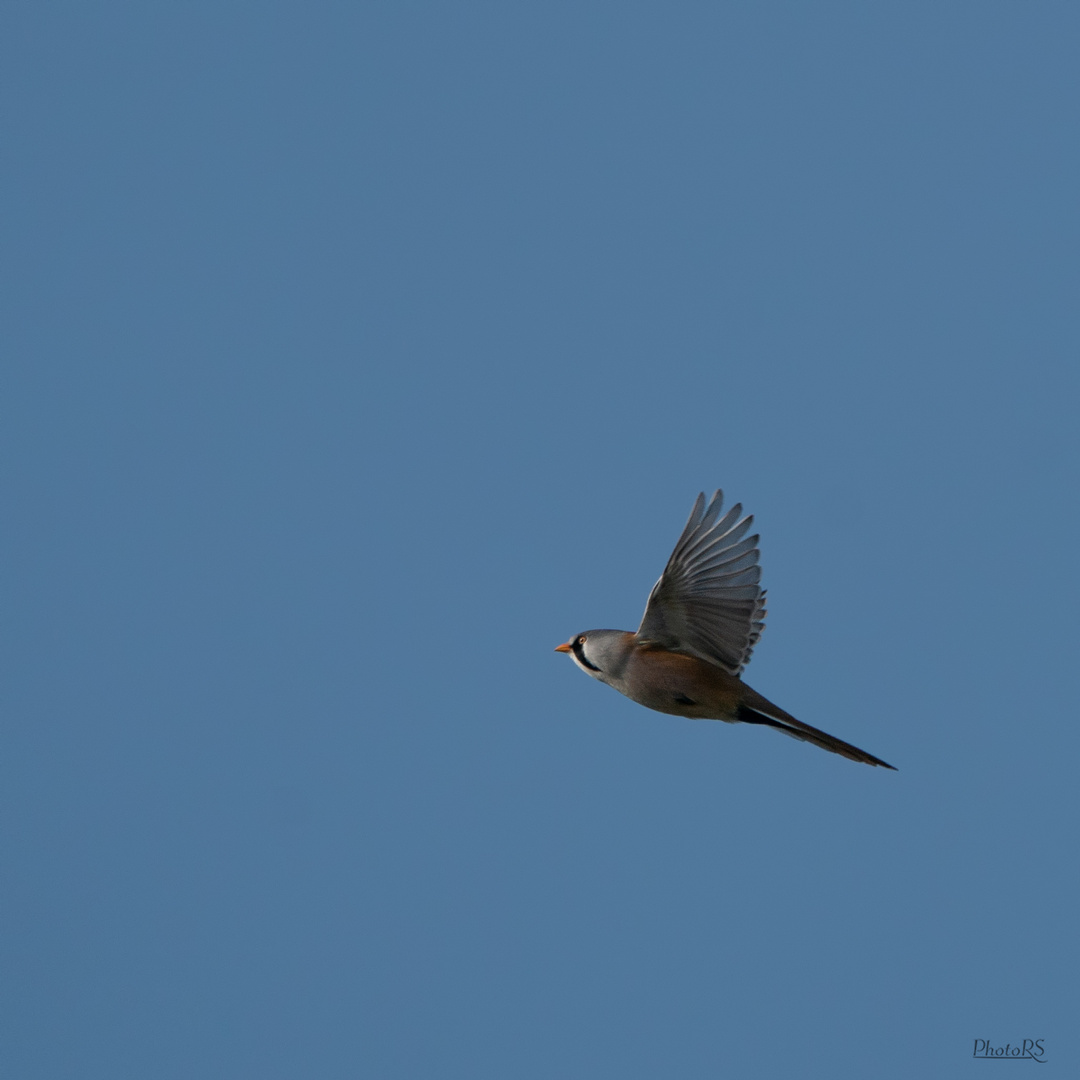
[{"x1": 635, "y1": 490, "x2": 767, "y2": 674}]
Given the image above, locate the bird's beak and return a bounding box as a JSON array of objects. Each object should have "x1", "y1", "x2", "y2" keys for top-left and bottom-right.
[{"x1": 554, "y1": 642, "x2": 573, "y2": 653}]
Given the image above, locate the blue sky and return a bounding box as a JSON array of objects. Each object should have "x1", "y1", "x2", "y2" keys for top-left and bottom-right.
[{"x1": 4, "y1": 4, "x2": 1078, "y2": 1078}]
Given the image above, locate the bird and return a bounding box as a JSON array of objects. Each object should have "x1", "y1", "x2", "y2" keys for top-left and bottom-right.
[{"x1": 555, "y1": 490, "x2": 895, "y2": 769}]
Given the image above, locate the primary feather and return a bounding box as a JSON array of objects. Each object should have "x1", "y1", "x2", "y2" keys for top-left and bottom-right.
[{"x1": 636, "y1": 490, "x2": 767, "y2": 675}]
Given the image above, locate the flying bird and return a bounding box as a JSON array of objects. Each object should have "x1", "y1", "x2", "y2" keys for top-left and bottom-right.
[{"x1": 555, "y1": 490, "x2": 895, "y2": 769}]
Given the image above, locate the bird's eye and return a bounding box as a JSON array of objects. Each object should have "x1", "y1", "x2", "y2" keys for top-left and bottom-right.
[{"x1": 578, "y1": 635, "x2": 587, "y2": 644}]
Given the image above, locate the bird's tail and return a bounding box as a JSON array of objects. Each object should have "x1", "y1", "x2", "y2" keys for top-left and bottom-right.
[{"x1": 736, "y1": 699, "x2": 896, "y2": 770}]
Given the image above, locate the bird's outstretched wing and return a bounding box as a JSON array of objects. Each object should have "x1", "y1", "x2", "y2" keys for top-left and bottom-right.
[{"x1": 635, "y1": 490, "x2": 766, "y2": 675}]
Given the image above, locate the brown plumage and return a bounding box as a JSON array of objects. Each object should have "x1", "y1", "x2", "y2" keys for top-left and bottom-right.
[{"x1": 555, "y1": 491, "x2": 895, "y2": 770}]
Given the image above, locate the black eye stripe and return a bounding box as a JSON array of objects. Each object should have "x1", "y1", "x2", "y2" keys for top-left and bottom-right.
[{"x1": 571, "y1": 637, "x2": 600, "y2": 672}]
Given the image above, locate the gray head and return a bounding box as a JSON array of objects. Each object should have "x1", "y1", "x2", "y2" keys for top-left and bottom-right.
[{"x1": 554, "y1": 629, "x2": 632, "y2": 684}]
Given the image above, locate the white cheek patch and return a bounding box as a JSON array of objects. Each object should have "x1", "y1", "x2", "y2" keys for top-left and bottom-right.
[{"x1": 569, "y1": 644, "x2": 603, "y2": 678}]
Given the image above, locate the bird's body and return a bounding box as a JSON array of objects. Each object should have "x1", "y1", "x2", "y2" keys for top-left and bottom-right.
[
  {"x1": 567, "y1": 631, "x2": 743, "y2": 718},
  {"x1": 556, "y1": 491, "x2": 895, "y2": 769}
]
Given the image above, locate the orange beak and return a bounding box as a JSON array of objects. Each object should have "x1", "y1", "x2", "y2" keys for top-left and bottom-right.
[{"x1": 554, "y1": 641, "x2": 573, "y2": 653}]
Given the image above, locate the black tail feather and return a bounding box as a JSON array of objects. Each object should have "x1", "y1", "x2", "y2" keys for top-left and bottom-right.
[{"x1": 736, "y1": 706, "x2": 896, "y2": 770}]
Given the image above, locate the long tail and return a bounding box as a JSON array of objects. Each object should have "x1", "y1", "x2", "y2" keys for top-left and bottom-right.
[{"x1": 736, "y1": 697, "x2": 896, "y2": 770}]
